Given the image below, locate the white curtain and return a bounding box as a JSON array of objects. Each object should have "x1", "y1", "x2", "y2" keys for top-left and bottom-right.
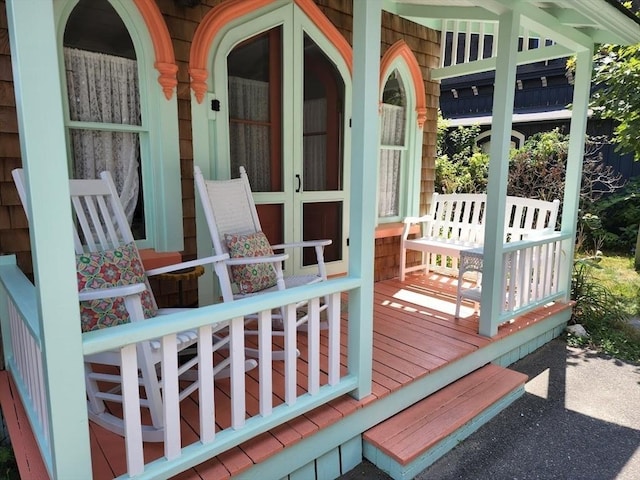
[
  {"x1": 64, "y1": 48, "x2": 140, "y2": 223},
  {"x1": 303, "y1": 98, "x2": 327, "y2": 191},
  {"x1": 228, "y1": 76, "x2": 270, "y2": 191},
  {"x1": 378, "y1": 103, "x2": 406, "y2": 217}
]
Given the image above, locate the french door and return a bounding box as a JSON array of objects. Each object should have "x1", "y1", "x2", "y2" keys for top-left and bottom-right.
[{"x1": 214, "y1": 5, "x2": 350, "y2": 276}]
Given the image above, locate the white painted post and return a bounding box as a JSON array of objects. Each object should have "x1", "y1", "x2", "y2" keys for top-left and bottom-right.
[
  {"x1": 348, "y1": 0, "x2": 382, "y2": 399},
  {"x1": 5, "y1": 1, "x2": 92, "y2": 477}
]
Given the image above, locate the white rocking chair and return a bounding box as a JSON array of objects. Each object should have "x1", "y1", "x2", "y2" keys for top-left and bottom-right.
[
  {"x1": 12, "y1": 168, "x2": 257, "y2": 442},
  {"x1": 194, "y1": 166, "x2": 331, "y2": 331}
]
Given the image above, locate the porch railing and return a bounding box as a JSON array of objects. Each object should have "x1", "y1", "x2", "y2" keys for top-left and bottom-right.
[
  {"x1": 497, "y1": 231, "x2": 568, "y2": 324},
  {"x1": 0, "y1": 255, "x2": 360, "y2": 479}
]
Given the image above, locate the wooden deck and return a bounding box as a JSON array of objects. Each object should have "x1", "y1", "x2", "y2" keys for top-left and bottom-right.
[{"x1": 0, "y1": 273, "x2": 571, "y2": 480}]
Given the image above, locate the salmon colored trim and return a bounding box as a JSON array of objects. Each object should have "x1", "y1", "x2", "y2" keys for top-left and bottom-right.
[
  {"x1": 294, "y1": 0, "x2": 352, "y2": 74},
  {"x1": 132, "y1": 0, "x2": 178, "y2": 100},
  {"x1": 380, "y1": 40, "x2": 427, "y2": 129},
  {"x1": 189, "y1": 0, "x2": 353, "y2": 104}
]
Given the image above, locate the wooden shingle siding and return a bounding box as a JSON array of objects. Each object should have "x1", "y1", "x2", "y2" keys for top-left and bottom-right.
[{"x1": 0, "y1": 0, "x2": 440, "y2": 294}]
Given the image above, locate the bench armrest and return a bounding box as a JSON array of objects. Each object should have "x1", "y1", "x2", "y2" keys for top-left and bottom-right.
[{"x1": 402, "y1": 215, "x2": 432, "y2": 240}]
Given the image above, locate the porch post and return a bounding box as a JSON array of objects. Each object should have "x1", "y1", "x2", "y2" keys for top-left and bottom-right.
[
  {"x1": 559, "y1": 47, "x2": 594, "y2": 298},
  {"x1": 479, "y1": 7, "x2": 521, "y2": 337},
  {"x1": 6, "y1": 1, "x2": 92, "y2": 478},
  {"x1": 348, "y1": 0, "x2": 382, "y2": 399}
]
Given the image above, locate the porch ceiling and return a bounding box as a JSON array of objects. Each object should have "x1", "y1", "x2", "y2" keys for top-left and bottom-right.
[{"x1": 384, "y1": 0, "x2": 640, "y2": 46}]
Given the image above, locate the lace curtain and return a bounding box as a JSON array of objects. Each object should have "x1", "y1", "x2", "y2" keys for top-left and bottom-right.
[
  {"x1": 303, "y1": 98, "x2": 327, "y2": 191},
  {"x1": 64, "y1": 47, "x2": 141, "y2": 222},
  {"x1": 378, "y1": 103, "x2": 406, "y2": 217},
  {"x1": 228, "y1": 76, "x2": 271, "y2": 191}
]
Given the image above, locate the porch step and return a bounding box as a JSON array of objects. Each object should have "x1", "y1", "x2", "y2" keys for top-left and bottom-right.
[{"x1": 362, "y1": 363, "x2": 527, "y2": 480}]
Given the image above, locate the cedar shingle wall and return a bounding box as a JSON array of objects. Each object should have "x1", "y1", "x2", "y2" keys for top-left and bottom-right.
[{"x1": 0, "y1": 0, "x2": 439, "y2": 294}]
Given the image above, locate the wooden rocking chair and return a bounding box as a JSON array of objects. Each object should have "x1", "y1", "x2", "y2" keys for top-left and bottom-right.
[
  {"x1": 12, "y1": 168, "x2": 257, "y2": 442},
  {"x1": 194, "y1": 166, "x2": 331, "y2": 331}
]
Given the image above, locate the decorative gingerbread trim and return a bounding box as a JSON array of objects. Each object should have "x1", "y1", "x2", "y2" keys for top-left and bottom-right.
[
  {"x1": 189, "y1": 0, "x2": 353, "y2": 104},
  {"x1": 133, "y1": 0, "x2": 178, "y2": 100},
  {"x1": 380, "y1": 40, "x2": 427, "y2": 129}
]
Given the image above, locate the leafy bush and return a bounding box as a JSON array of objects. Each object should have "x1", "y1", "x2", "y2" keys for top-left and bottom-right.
[{"x1": 569, "y1": 254, "x2": 640, "y2": 363}]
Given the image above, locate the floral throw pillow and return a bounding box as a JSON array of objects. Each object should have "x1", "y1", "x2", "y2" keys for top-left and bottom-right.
[
  {"x1": 224, "y1": 231, "x2": 278, "y2": 294},
  {"x1": 76, "y1": 241, "x2": 157, "y2": 332}
]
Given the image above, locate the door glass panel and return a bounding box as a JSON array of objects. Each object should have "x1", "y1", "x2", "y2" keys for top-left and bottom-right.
[
  {"x1": 302, "y1": 34, "x2": 344, "y2": 192},
  {"x1": 303, "y1": 201, "x2": 342, "y2": 265},
  {"x1": 228, "y1": 28, "x2": 282, "y2": 192}
]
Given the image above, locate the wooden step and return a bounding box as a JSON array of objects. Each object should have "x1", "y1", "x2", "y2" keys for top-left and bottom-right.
[{"x1": 363, "y1": 363, "x2": 527, "y2": 480}]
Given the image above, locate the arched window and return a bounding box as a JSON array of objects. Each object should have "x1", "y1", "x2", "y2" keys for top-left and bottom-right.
[
  {"x1": 56, "y1": 0, "x2": 182, "y2": 251},
  {"x1": 379, "y1": 69, "x2": 408, "y2": 218},
  {"x1": 378, "y1": 41, "x2": 426, "y2": 223}
]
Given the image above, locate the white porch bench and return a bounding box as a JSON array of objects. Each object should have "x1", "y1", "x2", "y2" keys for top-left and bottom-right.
[{"x1": 400, "y1": 193, "x2": 560, "y2": 281}]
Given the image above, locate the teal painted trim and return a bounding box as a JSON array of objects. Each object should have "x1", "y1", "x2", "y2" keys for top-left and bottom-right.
[
  {"x1": 559, "y1": 48, "x2": 594, "y2": 298},
  {"x1": 230, "y1": 309, "x2": 569, "y2": 480},
  {"x1": 340, "y1": 435, "x2": 363, "y2": 474},
  {"x1": 115, "y1": 377, "x2": 358, "y2": 480},
  {"x1": 348, "y1": 0, "x2": 382, "y2": 400},
  {"x1": 364, "y1": 384, "x2": 526, "y2": 480},
  {"x1": 316, "y1": 448, "x2": 341, "y2": 480},
  {"x1": 6, "y1": 1, "x2": 92, "y2": 478},
  {"x1": 480, "y1": 8, "x2": 521, "y2": 338},
  {"x1": 289, "y1": 462, "x2": 316, "y2": 480}
]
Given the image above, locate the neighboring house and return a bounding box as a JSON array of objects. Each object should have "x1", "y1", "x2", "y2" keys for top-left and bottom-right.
[
  {"x1": 439, "y1": 22, "x2": 640, "y2": 180},
  {"x1": 0, "y1": 1, "x2": 639, "y2": 479}
]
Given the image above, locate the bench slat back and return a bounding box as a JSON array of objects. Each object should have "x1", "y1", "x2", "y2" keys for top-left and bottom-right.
[{"x1": 427, "y1": 193, "x2": 559, "y2": 243}]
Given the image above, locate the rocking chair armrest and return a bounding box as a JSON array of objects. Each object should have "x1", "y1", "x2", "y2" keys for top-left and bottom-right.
[
  {"x1": 270, "y1": 239, "x2": 332, "y2": 250},
  {"x1": 225, "y1": 253, "x2": 289, "y2": 266},
  {"x1": 145, "y1": 254, "x2": 231, "y2": 277},
  {"x1": 78, "y1": 282, "x2": 147, "y2": 302}
]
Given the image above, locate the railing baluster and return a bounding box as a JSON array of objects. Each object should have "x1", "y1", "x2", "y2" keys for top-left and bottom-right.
[
  {"x1": 308, "y1": 297, "x2": 320, "y2": 395},
  {"x1": 284, "y1": 304, "x2": 297, "y2": 406},
  {"x1": 121, "y1": 343, "x2": 144, "y2": 476},
  {"x1": 229, "y1": 316, "x2": 246, "y2": 430},
  {"x1": 162, "y1": 334, "x2": 181, "y2": 460},
  {"x1": 328, "y1": 293, "x2": 341, "y2": 386},
  {"x1": 198, "y1": 324, "x2": 215, "y2": 443},
  {"x1": 258, "y1": 309, "x2": 273, "y2": 417}
]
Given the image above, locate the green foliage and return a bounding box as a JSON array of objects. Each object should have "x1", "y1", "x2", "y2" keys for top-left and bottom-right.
[
  {"x1": 591, "y1": 43, "x2": 640, "y2": 159},
  {"x1": 0, "y1": 446, "x2": 18, "y2": 480},
  {"x1": 435, "y1": 122, "x2": 489, "y2": 193},
  {"x1": 568, "y1": 254, "x2": 640, "y2": 363},
  {"x1": 589, "y1": 178, "x2": 640, "y2": 253}
]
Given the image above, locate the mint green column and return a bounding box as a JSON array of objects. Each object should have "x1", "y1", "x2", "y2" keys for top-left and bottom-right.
[
  {"x1": 348, "y1": 0, "x2": 382, "y2": 399},
  {"x1": 559, "y1": 47, "x2": 594, "y2": 299},
  {"x1": 6, "y1": 1, "x2": 92, "y2": 477},
  {"x1": 479, "y1": 8, "x2": 521, "y2": 337}
]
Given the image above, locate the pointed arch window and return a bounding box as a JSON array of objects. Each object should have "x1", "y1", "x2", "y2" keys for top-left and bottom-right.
[
  {"x1": 378, "y1": 41, "x2": 426, "y2": 223},
  {"x1": 57, "y1": 0, "x2": 182, "y2": 250}
]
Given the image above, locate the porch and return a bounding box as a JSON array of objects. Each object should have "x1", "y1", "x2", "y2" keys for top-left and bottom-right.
[{"x1": 0, "y1": 272, "x2": 571, "y2": 480}]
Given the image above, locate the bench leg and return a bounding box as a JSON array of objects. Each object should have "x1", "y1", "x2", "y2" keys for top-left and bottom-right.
[{"x1": 400, "y1": 247, "x2": 407, "y2": 281}]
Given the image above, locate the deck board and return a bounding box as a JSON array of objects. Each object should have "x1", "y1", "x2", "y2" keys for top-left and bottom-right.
[{"x1": 1, "y1": 273, "x2": 572, "y2": 479}]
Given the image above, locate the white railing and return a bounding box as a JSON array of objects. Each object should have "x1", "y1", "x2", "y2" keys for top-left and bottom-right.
[
  {"x1": 0, "y1": 254, "x2": 358, "y2": 479},
  {"x1": 498, "y1": 232, "x2": 567, "y2": 323},
  {"x1": 0, "y1": 259, "x2": 51, "y2": 469},
  {"x1": 441, "y1": 19, "x2": 554, "y2": 68}
]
